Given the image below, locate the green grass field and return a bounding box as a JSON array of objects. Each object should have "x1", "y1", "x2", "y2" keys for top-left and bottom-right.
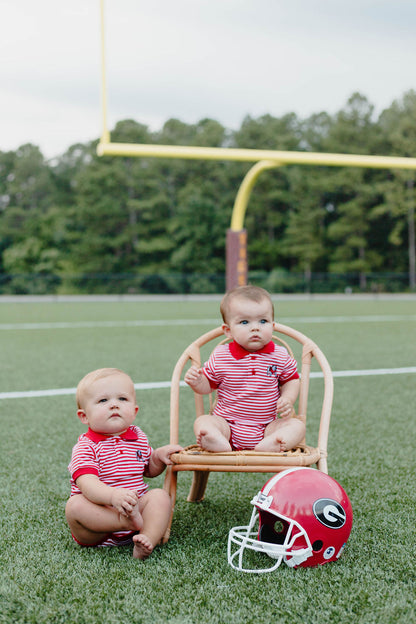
[{"x1": 0, "y1": 295, "x2": 415, "y2": 624}]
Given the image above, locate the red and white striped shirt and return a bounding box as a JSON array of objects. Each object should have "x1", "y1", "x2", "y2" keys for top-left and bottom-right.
[
  {"x1": 68, "y1": 425, "x2": 152, "y2": 499},
  {"x1": 203, "y1": 340, "x2": 299, "y2": 426}
]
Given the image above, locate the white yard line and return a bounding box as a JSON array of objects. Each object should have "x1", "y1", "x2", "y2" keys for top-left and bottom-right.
[
  {"x1": 1, "y1": 367, "x2": 415, "y2": 400},
  {"x1": 0, "y1": 315, "x2": 415, "y2": 330},
  {"x1": 0, "y1": 319, "x2": 219, "y2": 330}
]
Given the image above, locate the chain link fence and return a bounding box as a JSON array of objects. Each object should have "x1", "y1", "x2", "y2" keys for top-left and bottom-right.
[{"x1": 0, "y1": 271, "x2": 413, "y2": 295}]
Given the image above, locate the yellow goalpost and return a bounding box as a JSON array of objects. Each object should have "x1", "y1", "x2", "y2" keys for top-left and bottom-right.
[{"x1": 97, "y1": 0, "x2": 416, "y2": 289}]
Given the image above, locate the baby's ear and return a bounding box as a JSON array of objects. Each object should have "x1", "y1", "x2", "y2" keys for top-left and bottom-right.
[
  {"x1": 135, "y1": 405, "x2": 139, "y2": 416},
  {"x1": 77, "y1": 409, "x2": 88, "y2": 424},
  {"x1": 222, "y1": 322, "x2": 232, "y2": 338}
]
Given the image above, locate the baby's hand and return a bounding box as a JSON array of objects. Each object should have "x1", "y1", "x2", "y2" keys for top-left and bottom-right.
[
  {"x1": 110, "y1": 488, "x2": 139, "y2": 516},
  {"x1": 275, "y1": 397, "x2": 294, "y2": 419},
  {"x1": 184, "y1": 365, "x2": 204, "y2": 388},
  {"x1": 155, "y1": 444, "x2": 183, "y2": 466}
]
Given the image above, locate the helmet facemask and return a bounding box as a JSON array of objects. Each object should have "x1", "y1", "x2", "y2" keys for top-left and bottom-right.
[{"x1": 227, "y1": 492, "x2": 313, "y2": 573}]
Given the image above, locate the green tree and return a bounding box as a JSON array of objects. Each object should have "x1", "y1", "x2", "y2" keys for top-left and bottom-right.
[
  {"x1": 279, "y1": 166, "x2": 328, "y2": 291},
  {"x1": 377, "y1": 91, "x2": 416, "y2": 288},
  {"x1": 0, "y1": 144, "x2": 66, "y2": 292},
  {"x1": 318, "y1": 94, "x2": 384, "y2": 289},
  {"x1": 277, "y1": 111, "x2": 335, "y2": 289},
  {"x1": 67, "y1": 121, "x2": 178, "y2": 291},
  {"x1": 169, "y1": 188, "x2": 227, "y2": 292},
  {"x1": 159, "y1": 118, "x2": 232, "y2": 289}
]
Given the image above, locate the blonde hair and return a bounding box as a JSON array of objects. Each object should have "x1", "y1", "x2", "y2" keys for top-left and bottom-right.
[
  {"x1": 76, "y1": 368, "x2": 134, "y2": 409},
  {"x1": 220, "y1": 285, "x2": 274, "y2": 323}
]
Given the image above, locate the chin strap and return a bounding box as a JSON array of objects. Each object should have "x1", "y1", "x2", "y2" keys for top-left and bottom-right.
[{"x1": 285, "y1": 550, "x2": 310, "y2": 568}]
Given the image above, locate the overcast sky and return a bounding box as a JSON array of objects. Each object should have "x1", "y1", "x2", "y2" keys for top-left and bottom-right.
[{"x1": 1, "y1": 0, "x2": 416, "y2": 160}]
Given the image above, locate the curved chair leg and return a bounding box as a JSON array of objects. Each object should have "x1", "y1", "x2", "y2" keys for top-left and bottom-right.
[
  {"x1": 162, "y1": 466, "x2": 177, "y2": 543},
  {"x1": 317, "y1": 456, "x2": 328, "y2": 474},
  {"x1": 187, "y1": 471, "x2": 210, "y2": 502}
]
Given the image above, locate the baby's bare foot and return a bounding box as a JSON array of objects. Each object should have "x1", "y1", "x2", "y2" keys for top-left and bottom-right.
[
  {"x1": 120, "y1": 501, "x2": 143, "y2": 532},
  {"x1": 133, "y1": 533, "x2": 154, "y2": 560},
  {"x1": 197, "y1": 429, "x2": 231, "y2": 452},
  {"x1": 129, "y1": 503, "x2": 144, "y2": 532},
  {"x1": 255, "y1": 436, "x2": 286, "y2": 453}
]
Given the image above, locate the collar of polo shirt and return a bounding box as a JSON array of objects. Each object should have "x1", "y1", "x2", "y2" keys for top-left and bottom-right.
[
  {"x1": 229, "y1": 340, "x2": 275, "y2": 360},
  {"x1": 85, "y1": 426, "x2": 139, "y2": 442}
]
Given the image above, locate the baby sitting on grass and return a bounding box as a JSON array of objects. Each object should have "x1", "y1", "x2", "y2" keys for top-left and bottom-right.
[{"x1": 65, "y1": 367, "x2": 182, "y2": 559}]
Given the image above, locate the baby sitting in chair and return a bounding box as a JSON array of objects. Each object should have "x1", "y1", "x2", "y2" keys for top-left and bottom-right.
[{"x1": 184, "y1": 285, "x2": 305, "y2": 453}]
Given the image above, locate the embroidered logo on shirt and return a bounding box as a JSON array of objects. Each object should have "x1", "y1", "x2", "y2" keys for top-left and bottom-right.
[
  {"x1": 136, "y1": 450, "x2": 143, "y2": 461},
  {"x1": 267, "y1": 365, "x2": 279, "y2": 378}
]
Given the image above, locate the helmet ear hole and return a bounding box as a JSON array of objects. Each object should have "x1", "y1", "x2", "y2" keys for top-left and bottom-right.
[
  {"x1": 274, "y1": 520, "x2": 285, "y2": 534},
  {"x1": 312, "y1": 539, "x2": 323, "y2": 552}
]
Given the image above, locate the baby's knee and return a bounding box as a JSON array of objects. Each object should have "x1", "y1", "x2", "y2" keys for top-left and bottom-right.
[
  {"x1": 147, "y1": 488, "x2": 172, "y2": 511},
  {"x1": 193, "y1": 414, "x2": 211, "y2": 433},
  {"x1": 293, "y1": 418, "x2": 306, "y2": 435},
  {"x1": 65, "y1": 494, "x2": 84, "y2": 523}
]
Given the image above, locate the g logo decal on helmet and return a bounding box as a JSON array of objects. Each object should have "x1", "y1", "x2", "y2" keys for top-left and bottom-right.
[{"x1": 313, "y1": 499, "x2": 347, "y2": 529}]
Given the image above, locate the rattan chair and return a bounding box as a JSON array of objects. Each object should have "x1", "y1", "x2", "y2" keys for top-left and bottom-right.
[{"x1": 162, "y1": 322, "x2": 334, "y2": 542}]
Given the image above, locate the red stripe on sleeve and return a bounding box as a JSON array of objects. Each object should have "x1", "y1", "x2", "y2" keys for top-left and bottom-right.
[
  {"x1": 72, "y1": 467, "x2": 99, "y2": 482},
  {"x1": 279, "y1": 371, "x2": 300, "y2": 385}
]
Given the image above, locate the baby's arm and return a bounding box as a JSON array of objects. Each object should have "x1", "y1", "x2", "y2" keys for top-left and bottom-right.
[
  {"x1": 76, "y1": 474, "x2": 139, "y2": 516},
  {"x1": 145, "y1": 444, "x2": 184, "y2": 478},
  {"x1": 276, "y1": 378, "x2": 300, "y2": 418},
  {"x1": 184, "y1": 365, "x2": 212, "y2": 394}
]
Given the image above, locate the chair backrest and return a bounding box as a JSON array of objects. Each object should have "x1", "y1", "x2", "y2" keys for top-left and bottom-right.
[{"x1": 169, "y1": 322, "x2": 334, "y2": 458}]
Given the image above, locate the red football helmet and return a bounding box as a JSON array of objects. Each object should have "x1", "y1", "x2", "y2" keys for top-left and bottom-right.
[{"x1": 228, "y1": 467, "x2": 353, "y2": 573}]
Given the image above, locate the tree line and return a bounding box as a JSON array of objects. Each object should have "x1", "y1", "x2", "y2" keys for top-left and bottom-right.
[{"x1": 1, "y1": 91, "x2": 415, "y2": 294}]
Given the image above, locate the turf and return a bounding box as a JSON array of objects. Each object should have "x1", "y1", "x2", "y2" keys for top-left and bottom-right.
[{"x1": 0, "y1": 295, "x2": 415, "y2": 624}]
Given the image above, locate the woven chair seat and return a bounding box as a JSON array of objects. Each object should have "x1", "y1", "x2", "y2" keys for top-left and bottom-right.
[{"x1": 171, "y1": 444, "x2": 322, "y2": 468}]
